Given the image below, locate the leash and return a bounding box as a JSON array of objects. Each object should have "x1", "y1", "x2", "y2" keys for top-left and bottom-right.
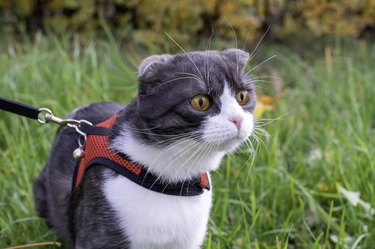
[{"x1": 0, "y1": 96, "x2": 91, "y2": 159}]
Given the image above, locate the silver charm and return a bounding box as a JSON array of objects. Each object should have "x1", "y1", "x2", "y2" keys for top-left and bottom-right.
[{"x1": 73, "y1": 147, "x2": 85, "y2": 160}]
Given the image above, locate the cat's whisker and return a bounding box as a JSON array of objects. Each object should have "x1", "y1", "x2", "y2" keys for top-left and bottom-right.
[
  {"x1": 125, "y1": 133, "x2": 199, "y2": 147},
  {"x1": 206, "y1": 66, "x2": 217, "y2": 94},
  {"x1": 143, "y1": 139, "x2": 196, "y2": 186},
  {"x1": 162, "y1": 139, "x2": 210, "y2": 196},
  {"x1": 157, "y1": 76, "x2": 206, "y2": 88},
  {"x1": 210, "y1": 142, "x2": 223, "y2": 178},
  {"x1": 189, "y1": 141, "x2": 212, "y2": 172},
  {"x1": 206, "y1": 31, "x2": 214, "y2": 51},
  {"x1": 149, "y1": 134, "x2": 201, "y2": 147},
  {"x1": 243, "y1": 26, "x2": 270, "y2": 69},
  {"x1": 124, "y1": 125, "x2": 162, "y2": 131},
  {"x1": 176, "y1": 72, "x2": 207, "y2": 88},
  {"x1": 245, "y1": 79, "x2": 274, "y2": 85},
  {"x1": 138, "y1": 133, "x2": 203, "y2": 185},
  {"x1": 148, "y1": 133, "x2": 202, "y2": 169},
  {"x1": 184, "y1": 146, "x2": 213, "y2": 194},
  {"x1": 247, "y1": 75, "x2": 281, "y2": 80},
  {"x1": 241, "y1": 75, "x2": 277, "y2": 85},
  {"x1": 119, "y1": 127, "x2": 179, "y2": 139},
  {"x1": 204, "y1": 35, "x2": 213, "y2": 85},
  {"x1": 253, "y1": 127, "x2": 270, "y2": 142},
  {"x1": 246, "y1": 139, "x2": 257, "y2": 155},
  {"x1": 176, "y1": 141, "x2": 211, "y2": 196},
  {"x1": 248, "y1": 126, "x2": 266, "y2": 146},
  {"x1": 246, "y1": 55, "x2": 277, "y2": 75},
  {"x1": 148, "y1": 137, "x2": 206, "y2": 189},
  {"x1": 236, "y1": 141, "x2": 256, "y2": 173},
  {"x1": 250, "y1": 134, "x2": 264, "y2": 149},
  {"x1": 224, "y1": 17, "x2": 238, "y2": 50},
  {"x1": 164, "y1": 32, "x2": 205, "y2": 84},
  {"x1": 144, "y1": 133, "x2": 202, "y2": 170},
  {"x1": 223, "y1": 17, "x2": 242, "y2": 76},
  {"x1": 244, "y1": 142, "x2": 257, "y2": 184},
  {"x1": 255, "y1": 113, "x2": 288, "y2": 127},
  {"x1": 126, "y1": 128, "x2": 201, "y2": 139},
  {"x1": 126, "y1": 130, "x2": 184, "y2": 138}
]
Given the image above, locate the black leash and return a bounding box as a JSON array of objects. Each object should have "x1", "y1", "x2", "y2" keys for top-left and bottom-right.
[
  {"x1": 0, "y1": 96, "x2": 92, "y2": 159},
  {"x1": 0, "y1": 96, "x2": 41, "y2": 120},
  {"x1": 0, "y1": 96, "x2": 91, "y2": 127}
]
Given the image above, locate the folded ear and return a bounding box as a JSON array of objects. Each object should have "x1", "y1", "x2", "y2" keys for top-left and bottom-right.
[
  {"x1": 222, "y1": 49, "x2": 249, "y2": 68},
  {"x1": 138, "y1": 54, "x2": 173, "y2": 80}
]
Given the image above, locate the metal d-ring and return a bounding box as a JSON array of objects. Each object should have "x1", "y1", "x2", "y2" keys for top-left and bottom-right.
[
  {"x1": 75, "y1": 120, "x2": 93, "y2": 148},
  {"x1": 77, "y1": 133, "x2": 87, "y2": 148}
]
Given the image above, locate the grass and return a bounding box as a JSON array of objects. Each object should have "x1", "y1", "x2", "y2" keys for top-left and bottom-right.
[{"x1": 0, "y1": 34, "x2": 374, "y2": 248}]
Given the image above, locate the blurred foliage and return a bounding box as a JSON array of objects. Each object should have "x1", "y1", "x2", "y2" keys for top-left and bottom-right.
[
  {"x1": 1, "y1": 0, "x2": 375, "y2": 47},
  {"x1": 277, "y1": 0, "x2": 375, "y2": 39}
]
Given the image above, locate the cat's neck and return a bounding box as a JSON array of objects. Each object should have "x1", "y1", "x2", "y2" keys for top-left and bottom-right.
[{"x1": 110, "y1": 125, "x2": 225, "y2": 183}]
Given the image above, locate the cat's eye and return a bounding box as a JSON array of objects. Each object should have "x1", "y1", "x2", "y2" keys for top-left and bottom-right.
[
  {"x1": 236, "y1": 90, "x2": 250, "y2": 105},
  {"x1": 191, "y1": 95, "x2": 210, "y2": 111}
]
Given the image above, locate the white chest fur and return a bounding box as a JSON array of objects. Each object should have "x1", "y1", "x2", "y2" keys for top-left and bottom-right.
[{"x1": 104, "y1": 175, "x2": 212, "y2": 249}]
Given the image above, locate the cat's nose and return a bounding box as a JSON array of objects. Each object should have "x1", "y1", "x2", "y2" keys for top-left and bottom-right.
[{"x1": 229, "y1": 116, "x2": 244, "y2": 130}]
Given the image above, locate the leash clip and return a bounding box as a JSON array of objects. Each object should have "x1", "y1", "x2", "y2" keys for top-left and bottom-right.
[
  {"x1": 38, "y1": 108, "x2": 92, "y2": 160},
  {"x1": 38, "y1": 108, "x2": 92, "y2": 129},
  {"x1": 38, "y1": 108, "x2": 79, "y2": 127}
]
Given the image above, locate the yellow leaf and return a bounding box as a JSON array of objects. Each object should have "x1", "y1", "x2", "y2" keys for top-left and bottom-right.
[
  {"x1": 254, "y1": 102, "x2": 266, "y2": 119},
  {"x1": 254, "y1": 95, "x2": 277, "y2": 118}
]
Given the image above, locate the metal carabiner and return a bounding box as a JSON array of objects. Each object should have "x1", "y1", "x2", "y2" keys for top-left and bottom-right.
[{"x1": 38, "y1": 108, "x2": 80, "y2": 127}]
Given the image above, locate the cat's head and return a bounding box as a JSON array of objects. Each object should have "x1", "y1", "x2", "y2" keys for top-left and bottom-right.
[
  {"x1": 134, "y1": 49, "x2": 255, "y2": 151},
  {"x1": 113, "y1": 49, "x2": 256, "y2": 179}
]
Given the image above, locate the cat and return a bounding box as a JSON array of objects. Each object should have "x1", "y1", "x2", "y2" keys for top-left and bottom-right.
[{"x1": 33, "y1": 48, "x2": 256, "y2": 249}]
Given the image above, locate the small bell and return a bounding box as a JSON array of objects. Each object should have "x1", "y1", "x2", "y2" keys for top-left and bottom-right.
[{"x1": 73, "y1": 147, "x2": 85, "y2": 160}]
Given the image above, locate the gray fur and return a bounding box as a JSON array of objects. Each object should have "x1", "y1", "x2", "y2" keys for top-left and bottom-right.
[{"x1": 34, "y1": 49, "x2": 256, "y2": 248}]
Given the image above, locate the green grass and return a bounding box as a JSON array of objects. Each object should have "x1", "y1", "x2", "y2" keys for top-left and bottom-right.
[{"x1": 0, "y1": 35, "x2": 374, "y2": 248}]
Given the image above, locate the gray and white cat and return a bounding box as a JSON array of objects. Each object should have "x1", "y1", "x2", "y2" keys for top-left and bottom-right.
[{"x1": 34, "y1": 49, "x2": 256, "y2": 249}]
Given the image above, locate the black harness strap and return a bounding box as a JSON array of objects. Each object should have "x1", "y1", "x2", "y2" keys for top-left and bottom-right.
[
  {"x1": 0, "y1": 96, "x2": 41, "y2": 120},
  {"x1": 79, "y1": 122, "x2": 110, "y2": 136},
  {"x1": 83, "y1": 158, "x2": 209, "y2": 196}
]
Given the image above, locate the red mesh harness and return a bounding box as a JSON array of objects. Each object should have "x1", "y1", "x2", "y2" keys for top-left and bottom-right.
[{"x1": 72, "y1": 114, "x2": 210, "y2": 196}]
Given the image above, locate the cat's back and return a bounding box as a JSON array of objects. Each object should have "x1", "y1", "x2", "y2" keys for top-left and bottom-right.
[
  {"x1": 34, "y1": 102, "x2": 124, "y2": 243},
  {"x1": 66, "y1": 102, "x2": 124, "y2": 124}
]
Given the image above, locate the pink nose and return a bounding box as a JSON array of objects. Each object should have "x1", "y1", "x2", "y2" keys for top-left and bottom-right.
[{"x1": 229, "y1": 116, "x2": 244, "y2": 130}]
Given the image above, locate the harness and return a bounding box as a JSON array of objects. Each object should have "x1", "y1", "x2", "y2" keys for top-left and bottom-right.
[{"x1": 73, "y1": 114, "x2": 210, "y2": 196}]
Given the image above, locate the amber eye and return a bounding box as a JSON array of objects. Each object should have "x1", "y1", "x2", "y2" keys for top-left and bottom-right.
[
  {"x1": 191, "y1": 95, "x2": 210, "y2": 111},
  {"x1": 236, "y1": 90, "x2": 250, "y2": 105}
]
